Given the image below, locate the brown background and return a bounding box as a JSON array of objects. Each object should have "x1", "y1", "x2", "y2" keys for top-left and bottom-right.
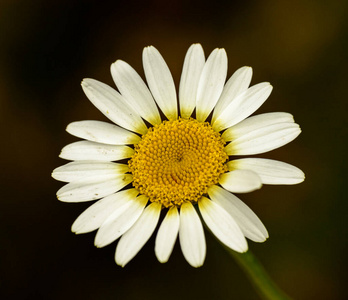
[{"x1": 0, "y1": 0, "x2": 346, "y2": 299}]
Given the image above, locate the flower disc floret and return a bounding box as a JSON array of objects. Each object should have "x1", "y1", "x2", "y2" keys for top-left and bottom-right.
[{"x1": 128, "y1": 118, "x2": 228, "y2": 208}]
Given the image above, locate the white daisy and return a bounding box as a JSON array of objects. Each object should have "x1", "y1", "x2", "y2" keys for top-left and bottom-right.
[{"x1": 52, "y1": 44, "x2": 304, "y2": 268}]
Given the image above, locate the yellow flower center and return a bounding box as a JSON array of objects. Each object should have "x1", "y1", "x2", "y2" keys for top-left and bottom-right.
[{"x1": 128, "y1": 118, "x2": 228, "y2": 208}]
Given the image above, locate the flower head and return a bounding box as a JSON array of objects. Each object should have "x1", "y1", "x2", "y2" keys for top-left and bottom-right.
[{"x1": 52, "y1": 44, "x2": 304, "y2": 267}]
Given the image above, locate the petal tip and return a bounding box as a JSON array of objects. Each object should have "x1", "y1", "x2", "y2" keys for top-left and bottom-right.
[
  {"x1": 241, "y1": 246, "x2": 249, "y2": 253},
  {"x1": 94, "y1": 242, "x2": 102, "y2": 248},
  {"x1": 143, "y1": 45, "x2": 154, "y2": 53},
  {"x1": 115, "y1": 255, "x2": 130, "y2": 268},
  {"x1": 115, "y1": 260, "x2": 127, "y2": 268},
  {"x1": 81, "y1": 78, "x2": 91, "y2": 87},
  {"x1": 234, "y1": 243, "x2": 249, "y2": 253},
  {"x1": 156, "y1": 256, "x2": 168, "y2": 264},
  {"x1": 111, "y1": 59, "x2": 126, "y2": 72},
  {"x1": 188, "y1": 260, "x2": 204, "y2": 268},
  {"x1": 51, "y1": 170, "x2": 58, "y2": 179},
  {"x1": 192, "y1": 42, "x2": 202, "y2": 47},
  {"x1": 71, "y1": 227, "x2": 81, "y2": 235}
]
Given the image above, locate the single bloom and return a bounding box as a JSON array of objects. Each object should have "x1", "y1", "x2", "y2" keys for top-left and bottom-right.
[{"x1": 52, "y1": 44, "x2": 304, "y2": 267}]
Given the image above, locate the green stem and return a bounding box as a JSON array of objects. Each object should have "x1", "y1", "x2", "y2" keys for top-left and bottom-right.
[{"x1": 223, "y1": 246, "x2": 292, "y2": 300}]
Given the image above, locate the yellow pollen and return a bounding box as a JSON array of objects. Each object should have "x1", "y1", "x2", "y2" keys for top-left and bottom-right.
[{"x1": 128, "y1": 118, "x2": 228, "y2": 208}]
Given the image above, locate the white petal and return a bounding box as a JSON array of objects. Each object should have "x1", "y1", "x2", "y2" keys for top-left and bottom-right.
[
  {"x1": 143, "y1": 46, "x2": 177, "y2": 120},
  {"x1": 225, "y1": 122, "x2": 301, "y2": 155},
  {"x1": 222, "y1": 112, "x2": 295, "y2": 142},
  {"x1": 59, "y1": 141, "x2": 134, "y2": 161},
  {"x1": 208, "y1": 185, "x2": 268, "y2": 242},
  {"x1": 179, "y1": 44, "x2": 205, "y2": 119},
  {"x1": 81, "y1": 79, "x2": 148, "y2": 134},
  {"x1": 66, "y1": 120, "x2": 140, "y2": 145},
  {"x1": 228, "y1": 158, "x2": 305, "y2": 185},
  {"x1": 71, "y1": 189, "x2": 139, "y2": 234},
  {"x1": 56, "y1": 174, "x2": 133, "y2": 202},
  {"x1": 179, "y1": 202, "x2": 206, "y2": 268},
  {"x1": 111, "y1": 60, "x2": 161, "y2": 125},
  {"x1": 198, "y1": 196, "x2": 248, "y2": 252},
  {"x1": 94, "y1": 195, "x2": 148, "y2": 248},
  {"x1": 155, "y1": 206, "x2": 180, "y2": 263},
  {"x1": 196, "y1": 48, "x2": 228, "y2": 122},
  {"x1": 219, "y1": 170, "x2": 262, "y2": 193},
  {"x1": 116, "y1": 202, "x2": 162, "y2": 267},
  {"x1": 213, "y1": 82, "x2": 273, "y2": 132},
  {"x1": 212, "y1": 66, "x2": 252, "y2": 124},
  {"x1": 52, "y1": 161, "x2": 129, "y2": 182}
]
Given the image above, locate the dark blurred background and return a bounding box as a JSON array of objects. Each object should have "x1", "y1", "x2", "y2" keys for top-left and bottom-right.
[{"x1": 0, "y1": 0, "x2": 346, "y2": 299}]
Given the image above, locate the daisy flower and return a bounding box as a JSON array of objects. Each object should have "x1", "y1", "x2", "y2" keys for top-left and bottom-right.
[{"x1": 52, "y1": 44, "x2": 304, "y2": 268}]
